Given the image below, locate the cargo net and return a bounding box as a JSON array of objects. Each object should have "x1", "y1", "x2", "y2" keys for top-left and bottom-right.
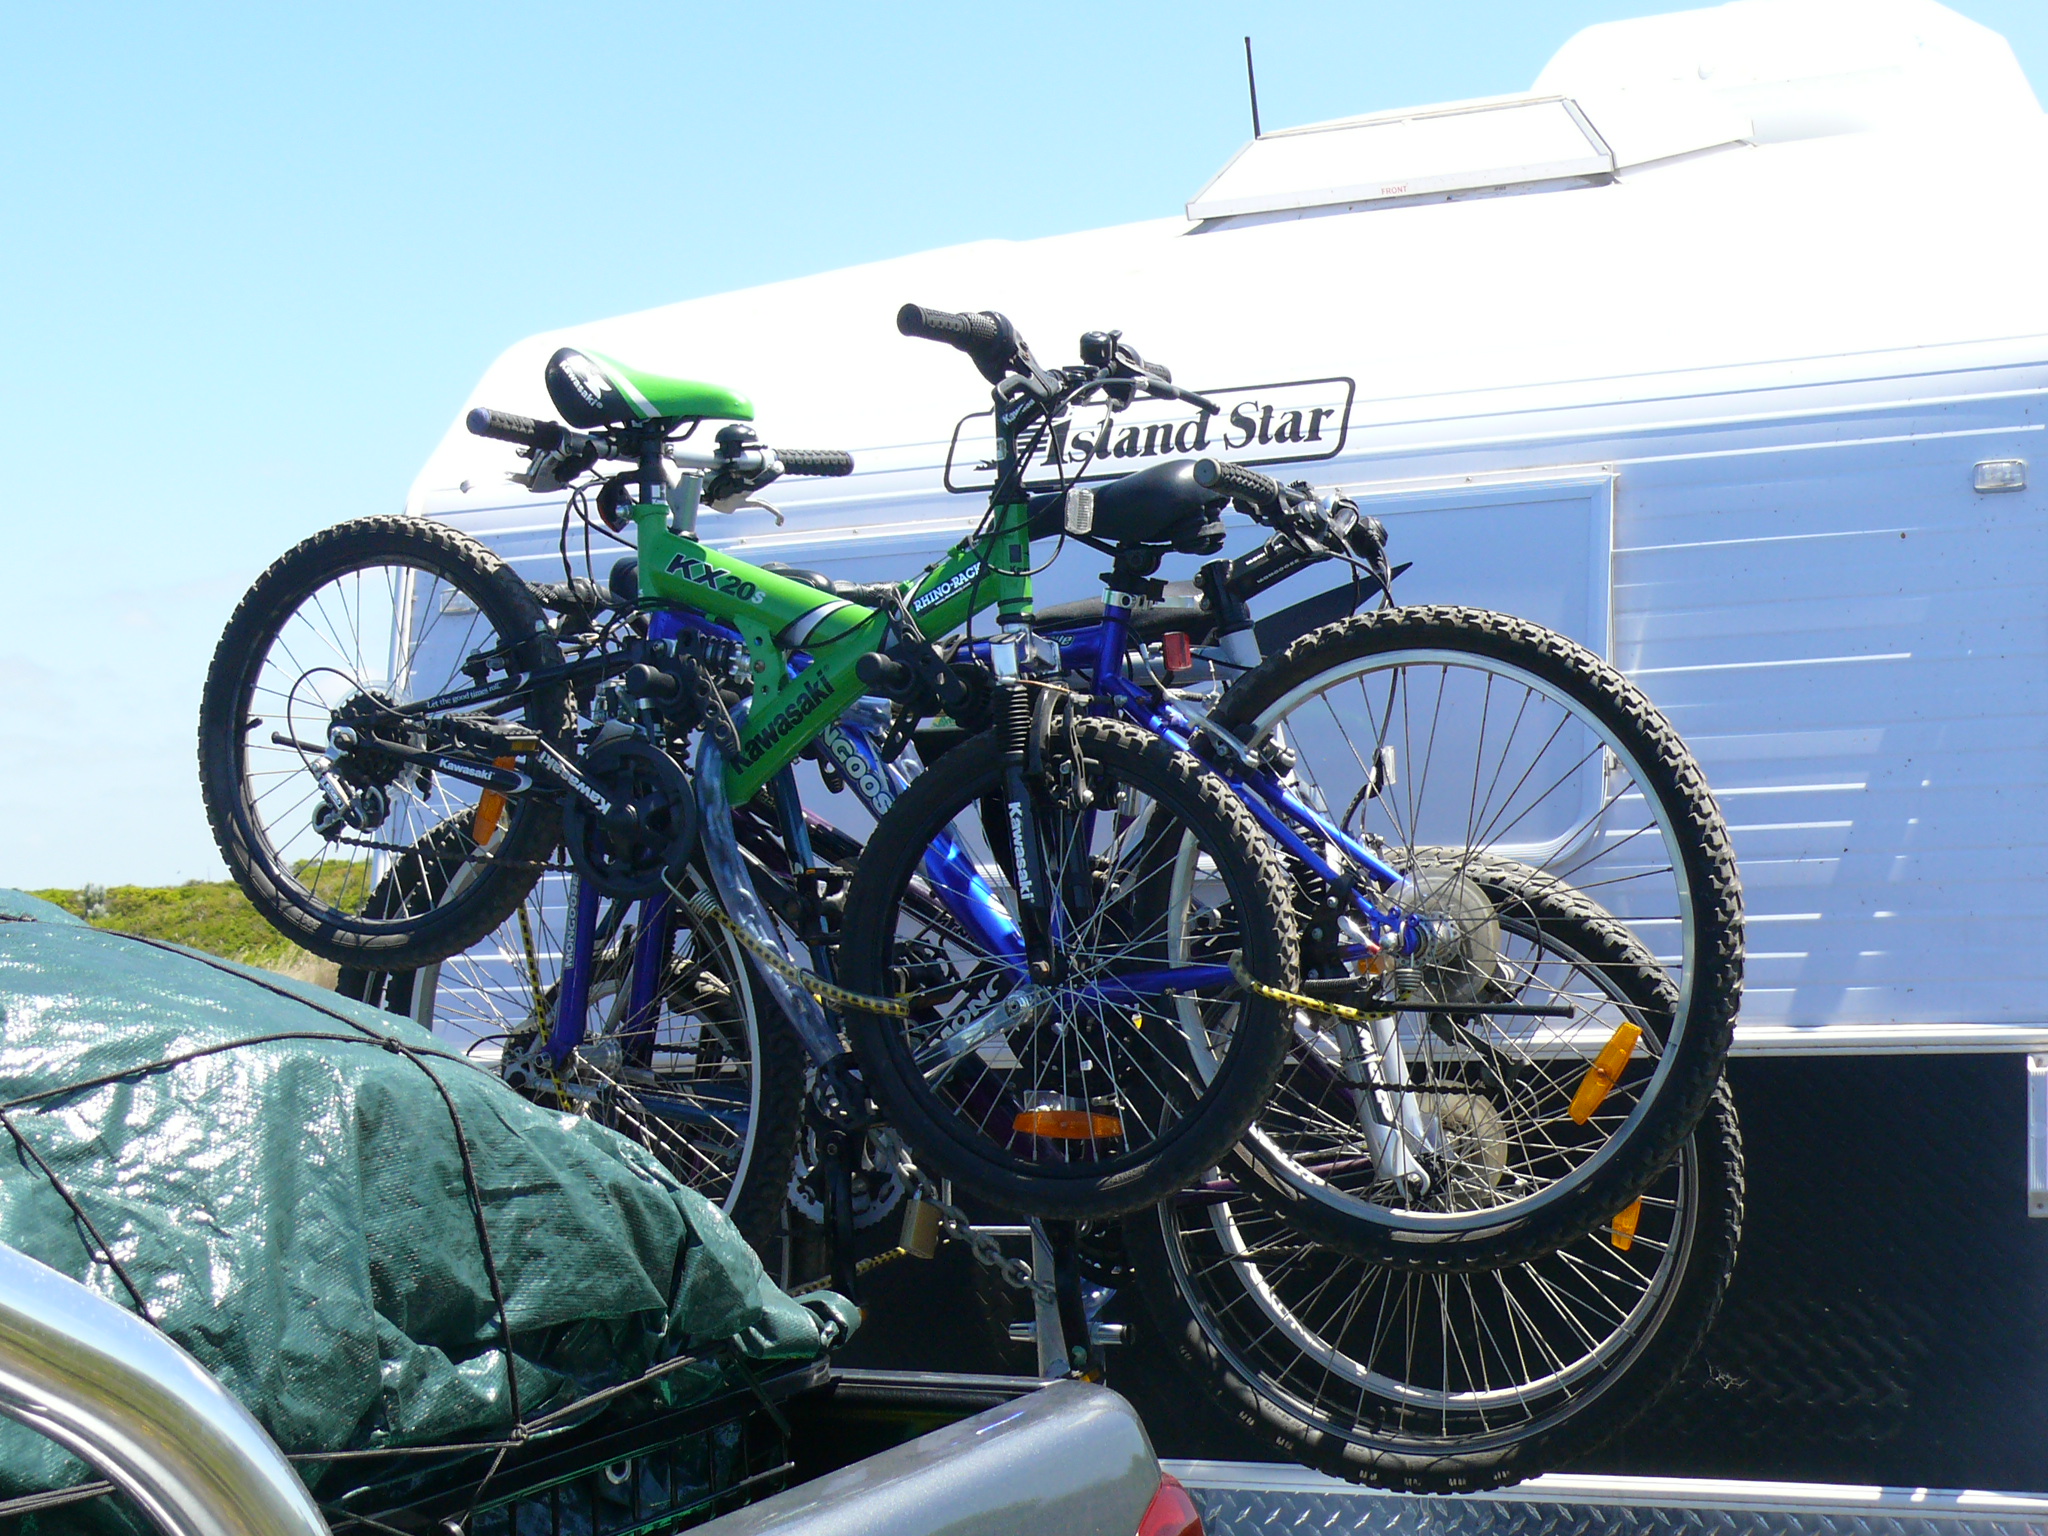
[{"x1": 0, "y1": 902, "x2": 850, "y2": 1534}]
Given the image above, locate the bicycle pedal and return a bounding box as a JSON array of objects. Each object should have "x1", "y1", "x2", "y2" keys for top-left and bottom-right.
[{"x1": 1009, "y1": 1320, "x2": 1127, "y2": 1346}]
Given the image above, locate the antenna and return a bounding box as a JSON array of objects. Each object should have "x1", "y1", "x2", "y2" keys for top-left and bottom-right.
[{"x1": 1243, "y1": 36, "x2": 1262, "y2": 139}]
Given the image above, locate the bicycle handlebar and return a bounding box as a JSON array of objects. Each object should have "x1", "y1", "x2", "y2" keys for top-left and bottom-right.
[
  {"x1": 1192, "y1": 458, "x2": 1287, "y2": 517},
  {"x1": 467, "y1": 408, "x2": 567, "y2": 452},
  {"x1": 1196, "y1": 457, "x2": 1391, "y2": 569},
  {"x1": 897, "y1": 304, "x2": 1005, "y2": 351},
  {"x1": 530, "y1": 577, "x2": 613, "y2": 613},
  {"x1": 777, "y1": 448, "x2": 856, "y2": 477},
  {"x1": 467, "y1": 408, "x2": 852, "y2": 485}
]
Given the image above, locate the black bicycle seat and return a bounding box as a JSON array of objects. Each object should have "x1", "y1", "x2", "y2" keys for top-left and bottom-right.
[{"x1": 1028, "y1": 459, "x2": 1227, "y2": 554}]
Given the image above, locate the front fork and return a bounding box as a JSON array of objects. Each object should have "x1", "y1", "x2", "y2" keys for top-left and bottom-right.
[
  {"x1": 542, "y1": 876, "x2": 674, "y2": 1073},
  {"x1": 991, "y1": 643, "x2": 1059, "y2": 980},
  {"x1": 1338, "y1": 1010, "x2": 1432, "y2": 1195},
  {"x1": 1188, "y1": 565, "x2": 1438, "y2": 1194}
]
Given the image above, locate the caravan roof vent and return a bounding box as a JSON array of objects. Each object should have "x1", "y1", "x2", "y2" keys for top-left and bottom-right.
[{"x1": 1186, "y1": 96, "x2": 1614, "y2": 222}]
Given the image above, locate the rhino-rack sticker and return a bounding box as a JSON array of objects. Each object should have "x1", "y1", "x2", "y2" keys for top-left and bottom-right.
[{"x1": 943, "y1": 376, "x2": 1354, "y2": 495}]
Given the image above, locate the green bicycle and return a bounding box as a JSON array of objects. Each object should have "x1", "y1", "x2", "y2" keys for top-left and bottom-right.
[{"x1": 198, "y1": 332, "x2": 1298, "y2": 1217}]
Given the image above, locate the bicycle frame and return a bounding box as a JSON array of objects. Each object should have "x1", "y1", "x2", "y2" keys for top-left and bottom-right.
[
  {"x1": 965, "y1": 601, "x2": 1418, "y2": 961},
  {"x1": 523, "y1": 385, "x2": 1401, "y2": 1078},
  {"x1": 626, "y1": 494, "x2": 1033, "y2": 805}
]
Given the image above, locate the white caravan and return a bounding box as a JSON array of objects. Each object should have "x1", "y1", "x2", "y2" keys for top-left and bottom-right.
[{"x1": 410, "y1": 0, "x2": 2048, "y2": 1068}]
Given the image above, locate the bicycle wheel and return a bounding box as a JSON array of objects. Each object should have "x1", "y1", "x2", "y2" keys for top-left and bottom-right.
[
  {"x1": 1126, "y1": 1078, "x2": 1742, "y2": 1494},
  {"x1": 340, "y1": 836, "x2": 803, "y2": 1251},
  {"x1": 200, "y1": 515, "x2": 569, "y2": 969},
  {"x1": 837, "y1": 715, "x2": 1297, "y2": 1220},
  {"x1": 1208, "y1": 606, "x2": 1742, "y2": 1268}
]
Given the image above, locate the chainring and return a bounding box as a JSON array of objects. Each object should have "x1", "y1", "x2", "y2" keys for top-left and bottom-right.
[
  {"x1": 787, "y1": 1127, "x2": 906, "y2": 1230},
  {"x1": 562, "y1": 733, "x2": 699, "y2": 899}
]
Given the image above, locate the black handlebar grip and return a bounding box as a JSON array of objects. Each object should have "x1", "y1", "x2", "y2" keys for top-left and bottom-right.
[
  {"x1": 1193, "y1": 458, "x2": 1287, "y2": 517},
  {"x1": 622, "y1": 663, "x2": 681, "y2": 702},
  {"x1": 855, "y1": 651, "x2": 917, "y2": 700},
  {"x1": 896, "y1": 303, "x2": 1004, "y2": 351},
  {"x1": 777, "y1": 449, "x2": 855, "y2": 477},
  {"x1": 467, "y1": 407, "x2": 565, "y2": 451}
]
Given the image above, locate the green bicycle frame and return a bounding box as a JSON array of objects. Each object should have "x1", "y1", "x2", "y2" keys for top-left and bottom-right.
[{"x1": 630, "y1": 492, "x2": 1035, "y2": 802}]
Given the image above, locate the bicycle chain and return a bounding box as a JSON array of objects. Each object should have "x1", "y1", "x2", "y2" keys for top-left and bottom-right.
[
  {"x1": 1228, "y1": 950, "x2": 1389, "y2": 1023},
  {"x1": 665, "y1": 881, "x2": 1077, "y2": 1308},
  {"x1": 673, "y1": 885, "x2": 911, "y2": 1018}
]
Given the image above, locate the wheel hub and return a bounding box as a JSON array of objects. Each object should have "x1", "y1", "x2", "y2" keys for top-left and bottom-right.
[{"x1": 325, "y1": 690, "x2": 412, "y2": 789}]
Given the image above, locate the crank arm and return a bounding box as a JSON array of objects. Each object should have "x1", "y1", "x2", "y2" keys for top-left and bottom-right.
[
  {"x1": 522, "y1": 738, "x2": 615, "y2": 816},
  {"x1": 355, "y1": 733, "x2": 529, "y2": 794},
  {"x1": 1295, "y1": 976, "x2": 1574, "y2": 1018},
  {"x1": 915, "y1": 986, "x2": 1050, "y2": 1081}
]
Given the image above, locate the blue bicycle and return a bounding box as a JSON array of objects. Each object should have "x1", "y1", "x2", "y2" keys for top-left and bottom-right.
[
  {"x1": 342, "y1": 306, "x2": 1740, "y2": 1273},
  {"x1": 831, "y1": 307, "x2": 1743, "y2": 1270}
]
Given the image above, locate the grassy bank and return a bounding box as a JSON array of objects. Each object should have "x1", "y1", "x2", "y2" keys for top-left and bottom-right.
[{"x1": 29, "y1": 878, "x2": 347, "y2": 986}]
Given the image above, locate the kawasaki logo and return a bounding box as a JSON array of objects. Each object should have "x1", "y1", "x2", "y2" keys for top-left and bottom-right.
[
  {"x1": 737, "y1": 671, "x2": 838, "y2": 769},
  {"x1": 944, "y1": 375, "x2": 1354, "y2": 495},
  {"x1": 1007, "y1": 800, "x2": 1037, "y2": 902},
  {"x1": 560, "y1": 354, "x2": 608, "y2": 408},
  {"x1": 911, "y1": 561, "x2": 982, "y2": 616}
]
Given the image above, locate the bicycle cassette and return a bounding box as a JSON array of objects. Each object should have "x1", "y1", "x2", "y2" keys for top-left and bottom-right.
[{"x1": 562, "y1": 731, "x2": 699, "y2": 898}]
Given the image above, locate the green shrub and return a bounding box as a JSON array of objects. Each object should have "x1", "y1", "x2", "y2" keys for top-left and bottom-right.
[{"x1": 27, "y1": 865, "x2": 365, "y2": 979}]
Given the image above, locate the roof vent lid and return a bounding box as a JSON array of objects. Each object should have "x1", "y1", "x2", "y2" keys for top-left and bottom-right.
[{"x1": 1186, "y1": 96, "x2": 1616, "y2": 222}]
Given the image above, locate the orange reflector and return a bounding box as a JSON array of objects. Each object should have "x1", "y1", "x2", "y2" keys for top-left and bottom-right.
[
  {"x1": 471, "y1": 756, "x2": 518, "y2": 843},
  {"x1": 1610, "y1": 1198, "x2": 1642, "y2": 1251},
  {"x1": 1161, "y1": 631, "x2": 1194, "y2": 677},
  {"x1": 1569, "y1": 1020, "x2": 1643, "y2": 1125},
  {"x1": 1013, "y1": 1109, "x2": 1124, "y2": 1141}
]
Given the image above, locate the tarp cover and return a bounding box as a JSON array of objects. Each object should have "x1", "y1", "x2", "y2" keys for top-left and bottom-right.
[{"x1": 0, "y1": 890, "x2": 852, "y2": 1497}]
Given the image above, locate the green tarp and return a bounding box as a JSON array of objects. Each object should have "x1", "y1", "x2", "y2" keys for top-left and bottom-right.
[{"x1": 0, "y1": 890, "x2": 852, "y2": 1498}]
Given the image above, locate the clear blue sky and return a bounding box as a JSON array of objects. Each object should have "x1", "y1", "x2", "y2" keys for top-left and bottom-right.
[{"x1": 4, "y1": 1, "x2": 2045, "y2": 888}]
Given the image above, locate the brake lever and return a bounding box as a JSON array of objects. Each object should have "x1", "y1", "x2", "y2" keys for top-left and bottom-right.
[
  {"x1": 1146, "y1": 378, "x2": 1220, "y2": 415},
  {"x1": 514, "y1": 446, "x2": 597, "y2": 495}
]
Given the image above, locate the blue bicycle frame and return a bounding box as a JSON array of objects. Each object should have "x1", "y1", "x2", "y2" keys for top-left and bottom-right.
[
  {"x1": 533, "y1": 603, "x2": 1240, "y2": 1082},
  {"x1": 968, "y1": 600, "x2": 1425, "y2": 964}
]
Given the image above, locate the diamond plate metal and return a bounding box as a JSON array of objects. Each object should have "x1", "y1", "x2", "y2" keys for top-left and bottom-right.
[{"x1": 1166, "y1": 1464, "x2": 2048, "y2": 1536}]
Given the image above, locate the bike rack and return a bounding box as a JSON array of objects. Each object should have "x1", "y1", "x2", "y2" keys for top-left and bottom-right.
[{"x1": 0, "y1": 1242, "x2": 329, "y2": 1536}]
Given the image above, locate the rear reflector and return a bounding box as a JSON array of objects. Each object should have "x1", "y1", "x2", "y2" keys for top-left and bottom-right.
[
  {"x1": 470, "y1": 756, "x2": 518, "y2": 843},
  {"x1": 1161, "y1": 631, "x2": 1194, "y2": 676},
  {"x1": 1013, "y1": 1109, "x2": 1124, "y2": 1141},
  {"x1": 1138, "y1": 1472, "x2": 1203, "y2": 1536}
]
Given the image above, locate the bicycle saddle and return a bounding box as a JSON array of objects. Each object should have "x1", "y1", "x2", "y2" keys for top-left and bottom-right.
[
  {"x1": 1028, "y1": 459, "x2": 1228, "y2": 554},
  {"x1": 544, "y1": 346, "x2": 754, "y2": 429}
]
